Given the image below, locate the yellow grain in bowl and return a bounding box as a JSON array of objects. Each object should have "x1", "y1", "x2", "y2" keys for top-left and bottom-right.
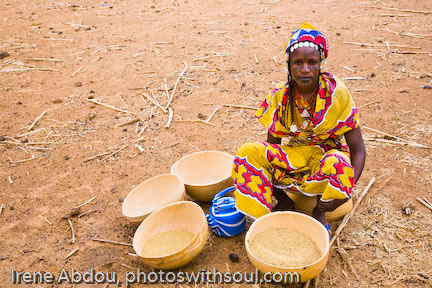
[
  {"x1": 249, "y1": 227, "x2": 321, "y2": 268},
  {"x1": 141, "y1": 230, "x2": 195, "y2": 257}
]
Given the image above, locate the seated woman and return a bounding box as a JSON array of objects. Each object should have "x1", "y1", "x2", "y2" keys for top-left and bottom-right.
[{"x1": 232, "y1": 23, "x2": 366, "y2": 237}]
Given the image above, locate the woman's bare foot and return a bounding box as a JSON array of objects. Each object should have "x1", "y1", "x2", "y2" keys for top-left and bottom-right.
[
  {"x1": 313, "y1": 206, "x2": 332, "y2": 238},
  {"x1": 272, "y1": 187, "x2": 294, "y2": 211}
]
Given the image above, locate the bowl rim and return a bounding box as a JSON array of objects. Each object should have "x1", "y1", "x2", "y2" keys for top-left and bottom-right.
[
  {"x1": 133, "y1": 201, "x2": 207, "y2": 259},
  {"x1": 245, "y1": 211, "x2": 330, "y2": 270},
  {"x1": 122, "y1": 173, "x2": 184, "y2": 218},
  {"x1": 170, "y1": 150, "x2": 234, "y2": 187}
]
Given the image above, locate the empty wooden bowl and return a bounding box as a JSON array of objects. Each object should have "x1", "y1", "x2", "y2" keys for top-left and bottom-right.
[
  {"x1": 133, "y1": 201, "x2": 208, "y2": 270},
  {"x1": 245, "y1": 211, "x2": 329, "y2": 283},
  {"x1": 122, "y1": 174, "x2": 185, "y2": 223},
  {"x1": 288, "y1": 192, "x2": 353, "y2": 222},
  {"x1": 170, "y1": 151, "x2": 234, "y2": 201}
]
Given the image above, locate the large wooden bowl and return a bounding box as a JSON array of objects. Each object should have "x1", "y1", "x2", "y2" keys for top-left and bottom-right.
[
  {"x1": 133, "y1": 201, "x2": 208, "y2": 270},
  {"x1": 245, "y1": 211, "x2": 329, "y2": 283},
  {"x1": 288, "y1": 192, "x2": 353, "y2": 222},
  {"x1": 122, "y1": 174, "x2": 185, "y2": 223},
  {"x1": 170, "y1": 151, "x2": 234, "y2": 201}
]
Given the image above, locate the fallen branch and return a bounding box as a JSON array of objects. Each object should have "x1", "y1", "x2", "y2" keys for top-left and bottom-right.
[
  {"x1": 115, "y1": 118, "x2": 140, "y2": 127},
  {"x1": 176, "y1": 119, "x2": 216, "y2": 127},
  {"x1": 88, "y1": 99, "x2": 138, "y2": 116},
  {"x1": 71, "y1": 67, "x2": 82, "y2": 77},
  {"x1": 135, "y1": 143, "x2": 145, "y2": 153},
  {"x1": 165, "y1": 107, "x2": 174, "y2": 128},
  {"x1": 369, "y1": 6, "x2": 432, "y2": 15},
  {"x1": 206, "y1": 104, "x2": 258, "y2": 123},
  {"x1": 84, "y1": 151, "x2": 112, "y2": 162},
  {"x1": 304, "y1": 178, "x2": 375, "y2": 287},
  {"x1": 363, "y1": 137, "x2": 431, "y2": 148},
  {"x1": 100, "y1": 144, "x2": 128, "y2": 161},
  {"x1": 344, "y1": 41, "x2": 420, "y2": 49},
  {"x1": 166, "y1": 62, "x2": 188, "y2": 109},
  {"x1": 28, "y1": 110, "x2": 48, "y2": 131},
  {"x1": 141, "y1": 93, "x2": 167, "y2": 113},
  {"x1": 358, "y1": 99, "x2": 383, "y2": 109},
  {"x1": 74, "y1": 196, "x2": 96, "y2": 209},
  {"x1": 417, "y1": 197, "x2": 432, "y2": 211},
  {"x1": 92, "y1": 238, "x2": 133, "y2": 247},
  {"x1": 0, "y1": 67, "x2": 58, "y2": 72},
  {"x1": 68, "y1": 219, "x2": 76, "y2": 244},
  {"x1": 192, "y1": 52, "x2": 234, "y2": 62},
  {"x1": 13, "y1": 156, "x2": 36, "y2": 164},
  {"x1": 17, "y1": 128, "x2": 45, "y2": 138},
  {"x1": 363, "y1": 126, "x2": 431, "y2": 148},
  {"x1": 43, "y1": 217, "x2": 53, "y2": 226},
  {"x1": 25, "y1": 57, "x2": 64, "y2": 62},
  {"x1": 0, "y1": 141, "x2": 54, "y2": 146},
  {"x1": 341, "y1": 77, "x2": 367, "y2": 80},
  {"x1": 78, "y1": 209, "x2": 99, "y2": 218},
  {"x1": 330, "y1": 178, "x2": 375, "y2": 246},
  {"x1": 65, "y1": 248, "x2": 79, "y2": 259}
]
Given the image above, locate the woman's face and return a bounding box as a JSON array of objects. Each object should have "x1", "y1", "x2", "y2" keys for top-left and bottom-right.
[{"x1": 289, "y1": 46, "x2": 321, "y2": 91}]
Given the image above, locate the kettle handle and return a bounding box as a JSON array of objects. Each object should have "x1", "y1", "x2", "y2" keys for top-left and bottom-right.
[{"x1": 212, "y1": 186, "x2": 235, "y2": 203}]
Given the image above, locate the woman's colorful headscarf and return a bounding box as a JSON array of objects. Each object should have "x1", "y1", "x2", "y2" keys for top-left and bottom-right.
[{"x1": 284, "y1": 22, "x2": 329, "y2": 65}]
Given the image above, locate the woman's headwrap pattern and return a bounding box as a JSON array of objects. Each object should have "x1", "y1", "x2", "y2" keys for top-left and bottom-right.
[{"x1": 284, "y1": 22, "x2": 329, "y2": 65}]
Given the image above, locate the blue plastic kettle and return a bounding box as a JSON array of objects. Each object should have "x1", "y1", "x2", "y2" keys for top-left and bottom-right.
[{"x1": 206, "y1": 186, "x2": 246, "y2": 237}]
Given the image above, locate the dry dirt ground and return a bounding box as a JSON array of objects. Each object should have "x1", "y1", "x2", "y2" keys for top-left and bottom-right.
[{"x1": 1, "y1": 0, "x2": 432, "y2": 287}]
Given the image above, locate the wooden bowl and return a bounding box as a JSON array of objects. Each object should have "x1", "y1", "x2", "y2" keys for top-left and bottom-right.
[
  {"x1": 122, "y1": 174, "x2": 186, "y2": 223},
  {"x1": 245, "y1": 211, "x2": 329, "y2": 283},
  {"x1": 288, "y1": 192, "x2": 353, "y2": 222},
  {"x1": 170, "y1": 151, "x2": 234, "y2": 201},
  {"x1": 133, "y1": 201, "x2": 208, "y2": 270}
]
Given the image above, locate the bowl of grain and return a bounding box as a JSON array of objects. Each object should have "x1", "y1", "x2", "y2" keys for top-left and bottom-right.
[
  {"x1": 170, "y1": 151, "x2": 235, "y2": 202},
  {"x1": 245, "y1": 211, "x2": 329, "y2": 283},
  {"x1": 133, "y1": 201, "x2": 208, "y2": 270},
  {"x1": 122, "y1": 174, "x2": 186, "y2": 223},
  {"x1": 288, "y1": 192, "x2": 353, "y2": 222}
]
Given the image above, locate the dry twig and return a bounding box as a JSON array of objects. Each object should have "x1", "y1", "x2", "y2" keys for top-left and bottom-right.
[
  {"x1": 68, "y1": 219, "x2": 76, "y2": 244},
  {"x1": 74, "y1": 196, "x2": 97, "y2": 209},
  {"x1": 141, "y1": 93, "x2": 167, "y2": 113},
  {"x1": 28, "y1": 110, "x2": 49, "y2": 131},
  {"x1": 88, "y1": 99, "x2": 138, "y2": 116},
  {"x1": 65, "y1": 248, "x2": 79, "y2": 259},
  {"x1": 166, "y1": 62, "x2": 188, "y2": 109},
  {"x1": 165, "y1": 107, "x2": 174, "y2": 128},
  {"x1": 100, "y1": 144, "x2": 128, "y2": 161},
  {"x1": 417, "y1": 197, "x2": 432, "y2": 211},
  {"x1": 92, "y1": 238, "x2": 133, "y2": 247}
]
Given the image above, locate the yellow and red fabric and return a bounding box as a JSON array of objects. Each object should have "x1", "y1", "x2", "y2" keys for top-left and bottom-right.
[{"x1": 232, "y1": 73, "x2": 359, "y2": 219}]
